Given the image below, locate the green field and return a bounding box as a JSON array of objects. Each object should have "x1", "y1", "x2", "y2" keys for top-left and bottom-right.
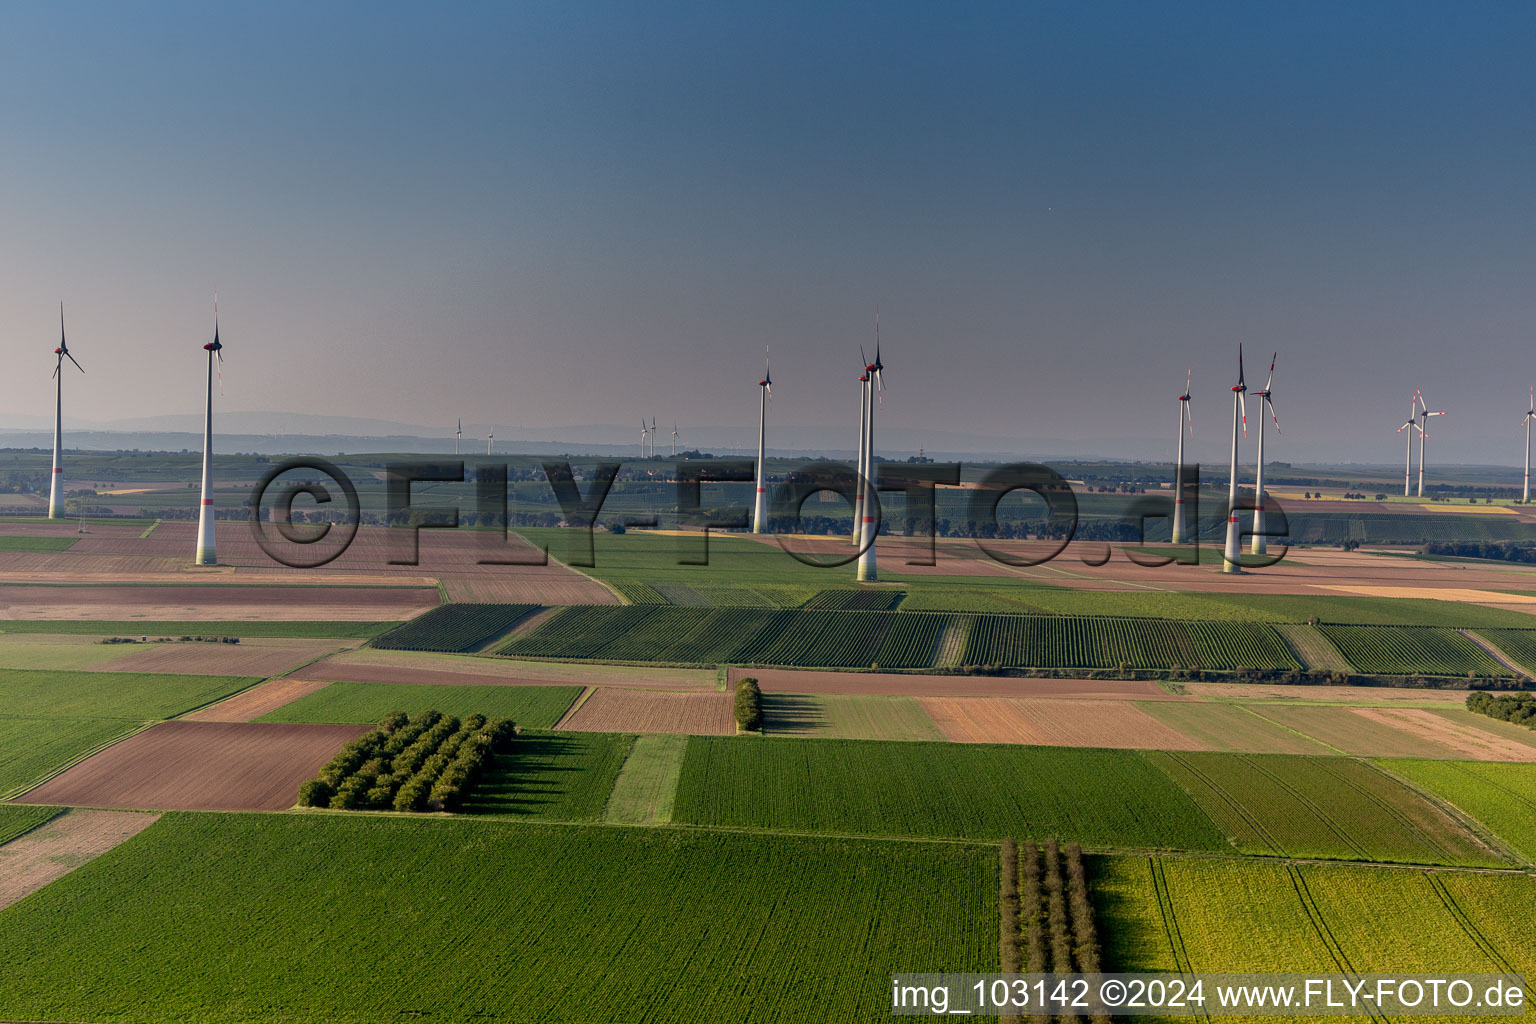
[
  {"x1": 1247, "y1": 704, "x2": 1458, "y2": 757},
  {"x1": 1318, "y1": 624, "x2": 1505, "y2": 676},
  {"x1": 0, "y1": 620, "x2": 396, "y2": 638},
  {"x1": 1145, "y1": 751, "x2": 1499, "y2": 865},
  {"x1": 0, "y1": 640, "x2": 165, "y2": 671},
  {"x1": 0, "y1": 536, "x2": 77, "y2": 553},
  {"x1": 1382, "y1": 760, "x2": 1536, "y2": 863},
  {"x1": 0, "y1": 813, "x2": 996, "y2": 1023},
  {"x1": 1135, "y1": 702, "x2": 1336, "y2": 755},
  {"x1": 0, "y1": 718, "x2": 141, "y2": 797},
  {"x1": 674, "y1": 736, "x2": 1228, "y2": 850},
  {"x1": 255, "y1": 681, "x2": 582, "y2": 730},
  {"x1": 761, "y1": 693, "x2": 946, "y2": 741},
  {"x1": 0, "y1": 804, "x2": 60, "y2": 845},
  {"x1": 458, "y1": 730, "x2": 631, "y2": 821},
  {"x1": 371, "y1": 603, "x2": 540, "y2": 653},
  {"x1": 602, "y1": 733, "x2": 688, "y2": 824},
  {"x1": 1473, "y1": 628, "x2": 1536, "y2": 673},
  {"x1": 1096, "y1": 854, "x2": 1536, "y2": 986}
]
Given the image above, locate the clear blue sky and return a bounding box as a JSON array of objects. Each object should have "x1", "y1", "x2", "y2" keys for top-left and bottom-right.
[{"x1": 3, "y1": 1, "x2": 1534, "y2": 463}]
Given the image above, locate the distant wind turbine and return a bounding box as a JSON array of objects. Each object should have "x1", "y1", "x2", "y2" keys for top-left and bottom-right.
[
  {"x1": 853, "y1": 348, "x2": 870, "y2": 547},
  {"x1": 1250, "y1": 354, "x2": 1280, "y2": 555},
  {"x1": 487, "y1": 430, "x2": 493, "y2": 455},
  {"x1": 753, "y1": 349, "x2": 772, "y2": 534},
  {"x1": 1413, "y1": 389, "x2": 1446, "y2": 498},
  {"x1": 639, "y1": 420, "x2": 648, "y2": 460},
  {"x1": 1221, "y1": 345, "x2": 1247, "y2": 575},
  {"x1": 1171, "y1": 369, "x2": 1192, "y2": 544},
  {"x1": 857, "y1": 324, "x2": 885, "y2": 582},
  {"x1": 1522, "y1": 387, "x2": 1535, "y2": 504},
  {"x1": 455, "y1": 419, "x2": 462, "y2": 455},
  {"x1": 651, "y1": 417, "x2": 658, "y2": 460},
  {"x1": 1395, "y1": 395, "x2": 1420, "y2": 497},
  {"x1": 48, "y1": 303, "x2": 84, "y2": 520},
  {"x1": 194, "y1": 296, "x2": 223, "y2": 565},
  {"x1": 671, "y1": 422, "x2": 679, "y2": 458}
]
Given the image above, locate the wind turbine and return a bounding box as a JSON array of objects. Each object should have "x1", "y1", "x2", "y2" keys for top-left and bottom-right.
[
  {"x1": 455, "y1": 419, "x2": 462, "y2": 455},
  {"x1": 671, "y1": 422, "x2": 679, "y2": 458},
  {"x1": 194, "y1": 297, "x2": 223, "y2": 565},
  {"x1": 1522, "y1": 387, "x2": 1535, "y2": 504},
  {"x1": 1249, "y1": 354, "x2": 1281, "y2": 555},
  {"x1": 852, "y1": 346, "x2": 870, "y2": 547},
  {"x1": 1221, "y1": 345, "x2": 1247, "y2": 575},
  {"x1": 857, "y1": 326, "x2": 884, "y2": 582},
  {"x1": 639, "y1": 420, "x2": 648, "y2": 460},
  {"x1": 48, "y1": 303, "x2": 84, "y2": 520},
  {"x1": 753, "y1": 350, "x2": 771, "y2": 534},
  {"x1": 1413, "y1": 389, "x2": 1446, "y2": 498},
  {"x1": 1395, "y1": 396, "x2": 1420, "y2": 497},
  {"x1": 486, "y1": 430, "x2": 493, "y2": 455},
  {"x1": 651, "y1": 417, "x2": 658, "y2": 460},
  {"x1": 1171, "y1": 369, "x2": 1192, "y2": 544}
]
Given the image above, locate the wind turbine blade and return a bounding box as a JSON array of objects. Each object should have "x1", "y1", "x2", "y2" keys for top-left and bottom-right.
[
  {"x1": 1238, "y1": 343, "x2": 1245, "y2": 388},
  {"x1": 1266, "y1": 396, "x2": 1280, "y2": 434},
  {"x1": 1239, "y1": 391, "x2": 1248, "y2": 438},
  {"x1": 67, "y1": 351, "x2": 84, "y2": 373},
  {"x1": 1184, "y1": 367, "x2": 1191, "y2": 394},
  {"x1": 1264, "y1": 352, "x2": 1276, "y2": 392},
  {"x1": 1184, "y1": 400, "x2": 1193, "y2": 436}
]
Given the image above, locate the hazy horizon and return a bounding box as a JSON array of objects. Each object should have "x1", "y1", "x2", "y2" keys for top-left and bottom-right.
[{"x1": 5, "y1": 2, "x2": 1536, "y2": 467}]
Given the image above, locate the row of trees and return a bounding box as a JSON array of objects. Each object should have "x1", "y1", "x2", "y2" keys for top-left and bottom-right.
[
  {"x1": 1425, "y1": 541, "x2": 1536, "y2": 564},
  {"x1": 734, "y1": 677, "x2": 763, "y2": 732},
  {"x1": 298, "y1": 709, "x2": 516, "y2": 813},
  {"x1": 998, "y1": 839, "x2": 1109, "y2": 1024},
  {"x1": 1467, "y1": 691, "x2": 1536, "y2": 730}
]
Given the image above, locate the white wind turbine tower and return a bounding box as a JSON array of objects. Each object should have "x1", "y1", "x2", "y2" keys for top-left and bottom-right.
[
  {"x1": 1395, "y1": 395, "x2": 1420, "y2": 497},
  {"x1": 486, "y1": 430, "x2": 493, "y2": 455},
  {"x1": 671, "y1": 422, "x2": 679, "y2": 458},
  {"x1": 194, "y1": 298, "x2": 224, "y2": 565},
  {"x1": 1522, "y1": 387, "x2": 1535, "y2": 504},
  {"x1": 455, "y1": 419, "x2": 462, "y2": 455},
  {"x1": 857, "y1": 333, "x2": 885, "y2": 582},
  {"x1": 639, "y1": 420, "x2": 647, "y2": 459},
  {"x1": 651, "y1": 417, "x2": 658, "y2": 459},
  {"x1": 1170, "y1": 369, "x2": 1192, "y2": 544},
  {"x1": 48, "y1": 303, "x2": 85, "y2": 520},
  {"x1": 852, "y1": 348, "x2": 870, "y2": 547},
  {"x1": 753, "y1": 350, "x2": 771, "y2": 534},
  {"x1": 1249, "y1": 354, "x2": 1281, "y2": 555},
  {"x1": 1221, "y1": 345, "x2": 1247, "y2": 575},
  {"x1": 1413, "y1": 389, "x2": 1446, "y2": 498}
]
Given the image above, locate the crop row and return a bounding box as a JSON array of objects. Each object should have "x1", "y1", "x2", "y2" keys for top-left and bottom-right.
[
  {"x1": 371, "y1": 604, "x2": 539, "y2": 653},
  {"x1": 962, "y1": 615, "x2": 1299, "y2": 671},
  {"x1": 1317, "y1": 625, "x2": 1504, "y2": 676}
]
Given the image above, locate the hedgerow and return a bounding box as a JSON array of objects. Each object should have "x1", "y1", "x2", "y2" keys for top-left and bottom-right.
[
  {"x1": 297, "y1": 709, "x2": 516, "y2": 812},
  {"x1": 734, "y1": 677, "x2": 763, "y2": 732},
  {"x1": 1467, "y1": 691, "x2": 1536, "y2": 729}
]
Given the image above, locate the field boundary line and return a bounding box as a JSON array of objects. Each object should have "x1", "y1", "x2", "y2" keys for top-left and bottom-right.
[
  {"x1": 1232, "y1": 703, "x2": 1349, "y2": 754},
  {"x1": 551, "y1": 687, "x2": 596, "y2": 730},
  {"x1": 1146, "y1": 856, "x2": 1209, "y2": 1021},
  {"x1": 1379, "y1": 760, "x2": 1530, "y2": 867},
  {"x1": 0, "y1": 721, "x2": 154, "y2": 802},
  {"x1": 1460, "y1": 628, "x2": 1530, "y2": 675},
  {"x1": 0, "y1": 806, "x2": 64, "y2": 846},
  {"x1": 139, "y1": 520, "x2": 161, "y2": 539},
  {"x1": 1283, "y1": 866, "x2": 1392, "y2": 1024}
]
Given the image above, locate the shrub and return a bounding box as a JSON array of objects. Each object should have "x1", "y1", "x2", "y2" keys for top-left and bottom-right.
[
  {"x1": 734, "y1": 677, "x2": 763, "y2": 732},
  {"x1": 297, "y1": 778, "x2": 334, "y2": 807}
]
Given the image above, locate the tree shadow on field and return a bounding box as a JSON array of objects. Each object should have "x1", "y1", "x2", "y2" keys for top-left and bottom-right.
[
  {"x1": 761, "y1": 693, "x2": 827, "y2": 736},
  {"x1": 459, "y1": 732, "x2": 589, "y2": 817}
]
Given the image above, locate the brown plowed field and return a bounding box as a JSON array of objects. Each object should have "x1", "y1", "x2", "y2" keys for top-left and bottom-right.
[
  {"x1": 731, "y1": 667, "x2": 1172, "y2": 699},
  {"x1": 557, "y1": 688, "x2": 735, "y2": 735},
  {"x1": 84, "y1": 641, "x2": 339, "y2": 676},
  {"x1": 919, "y1": 696, "x2": 1206, "y2": 749},
  {"x1": 0, "y1": 809, "x2": 160, "y2": 911},
  {"x1": 295, "y1": 651, "x2": 716, "y2": 689},
  {"x1": 17, "y1": 721, "x2": 368, "y2": 811},
  {"x1": 439, "y1": 574, "x2": 616, "y2": 604},
  {"x1": 183, "y1": 678, "x2": 335, "y2": 721},
  {"x1": 0, "y1": 584, "x2": 438, "y2": 621}
]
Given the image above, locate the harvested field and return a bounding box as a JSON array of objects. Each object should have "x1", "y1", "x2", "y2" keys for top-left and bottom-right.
[
  {"x1": 1249, "y1": 704, "x2": 1462, "y2": 758},
  {"x1": 0, "y1": 809, "x2": 160, "y2": 911},
  {"x1": 181, "y1": 678, "x2": 334, "y2": 722},
  {"x1": 0, "y1": 584, "x2": 439, "y2": 621},
  {"x1": 1182, "y1": 681, "x2": 1474, "y2": 703},
  {"x1": 1136, "y1": 702, "x2": 1336, "y2": 755},
  {"x1": 0, "y1": 639, "x2": 151, "y2": 670},
  {"x1": 603, "y1": 734, "x2": 687, "y2": 824},
  {"x1": 557, "y1": 688, "x2": 736, "y2": 736},
  {"x1": 919, "y1": 696, "x2": 1204, "y2": 749},
  {"x1": 258, "y1": 682, "x2": 581, "y2": 730},
  {"x1": 439, "y1": 574, "x2": 617, "y2": 605},
  {"x1": 732, "y1": 667, "x2": 1173, "y2": 699},
  {"x1": 1360, "y1": 708, "x2": 1536, "y2": 761},
  {"x1": 295, "y1": 649, "x2": 716, "y2": 689},
  {"x1": 762, "y1": 693, "x2": 945, "y2": 741},
  {"x1": 17, "y1": 721, "x2": 369, "y2": 811},
  {"x1": 83, "y1": 641, "x2": 339, "y2": 676}
]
